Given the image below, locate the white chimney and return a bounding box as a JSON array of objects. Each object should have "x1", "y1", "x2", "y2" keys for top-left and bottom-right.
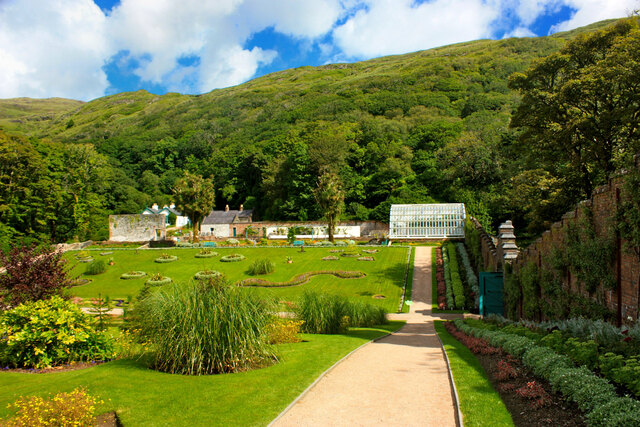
[
  {"x1": 239, "y1": 204, "x2": 243, "y2": 212},
  {"x1": 170, "y1": 203, "x2": 175, "y2": 209},
  {"x1": 152, "y1": 203, "x2": 158, "y2": 210},
  {"x1": 225, "y1": 204, "x2": 229, "y2": 212}
]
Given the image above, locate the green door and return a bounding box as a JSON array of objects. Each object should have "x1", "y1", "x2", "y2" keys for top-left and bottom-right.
[
  {"x1": 479, "y1": 272, "x2": 504, "y2": 316},
  {"x1": 233, "y1": 227, "x2": 237, "y2": 237}
]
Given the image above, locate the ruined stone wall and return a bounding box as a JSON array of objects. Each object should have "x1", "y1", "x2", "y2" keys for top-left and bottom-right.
[{"x1": 109, "y1": 214, "x2": 166, "y2": 242}]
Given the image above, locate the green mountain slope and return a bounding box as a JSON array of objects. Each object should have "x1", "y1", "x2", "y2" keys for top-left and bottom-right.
[
  {"x1": 0, "y1": 19, "x2": 621, "y2": 244},
  {"x1": 0, "y1": 97, "x2": 84, "y2": 134}
]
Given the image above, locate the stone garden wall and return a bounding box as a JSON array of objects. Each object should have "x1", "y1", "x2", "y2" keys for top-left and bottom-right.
[{"x1": 109, "y1": 214, "x2": 166, "y2": 242}]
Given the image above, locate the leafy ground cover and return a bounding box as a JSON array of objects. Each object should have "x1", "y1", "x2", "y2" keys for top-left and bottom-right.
[
  {"x1": 434, "y1": 321, "x2": 513, "y2": 427},
  {"x1": 64, "y1": 247, "x2": 407, "y2": 312},
  {"x1": 432, "y1": 247, "x2": 465, "y2": 314},
  {"x1": 454, "y1": 319, "x2": 640, "y2": 425},
  {"x1": 440, "y1": 321, "x2": 586, "y2": 426},
  {"x1": 0, "y1": 322, "x2": 403, "y2": 426}
]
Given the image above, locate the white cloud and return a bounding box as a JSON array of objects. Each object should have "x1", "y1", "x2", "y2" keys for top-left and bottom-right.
[
  {"x1": 503, "y1": 26, "x2": 537, "y2": 38},
  {"x1": 1, "y1": 0, "x2": 638, "y2": 100},
  {"x1": 0, "y1": 0, "x2": 109, "y2": 100},
  {"x1": 332, "y1": 0, "x2": 499, "y2": 58},
  {"x1": 551, "y1": 0, "x2": 639, "y2": 32}
]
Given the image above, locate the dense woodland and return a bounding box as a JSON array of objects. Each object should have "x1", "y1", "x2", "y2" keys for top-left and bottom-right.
[{"x1": 1, "y1": 18, "x2": 638, "y2": 250}]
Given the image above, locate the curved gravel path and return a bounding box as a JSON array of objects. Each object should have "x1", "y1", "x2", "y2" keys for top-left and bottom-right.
[{"x1": 271, "y1": 246, "x2": 462, "y2": 427}]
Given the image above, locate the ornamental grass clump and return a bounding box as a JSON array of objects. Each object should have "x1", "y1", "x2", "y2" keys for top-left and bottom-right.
[
  {"x1": 137, "y1": 280, "x2": 276, "y2": 375},
  {"x1": 84, "y1": 259, "x2": 107, "y2": 276},
  {"x1": 294, "y1": 292, "x2": 386, "y2": 334},
  {"x1": 0, "y1": 296, "x2": 114, "y2": 369},
  {"x1": 247, "y1": 258, "x2": 275, "y2": 275}
]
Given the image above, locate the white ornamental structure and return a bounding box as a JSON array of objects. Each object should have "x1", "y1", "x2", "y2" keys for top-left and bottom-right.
[{"x1": 389, "y1": 203, "x2": 466, "y2": 239}]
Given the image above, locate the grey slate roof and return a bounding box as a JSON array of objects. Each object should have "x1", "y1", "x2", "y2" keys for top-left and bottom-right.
[{"x1": 202, "y1": 209, "x2": 253, "y2": 224}]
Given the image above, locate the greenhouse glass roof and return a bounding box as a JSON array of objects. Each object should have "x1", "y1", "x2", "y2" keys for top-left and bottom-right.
[{"x1": 389, "y1": 203, "x2": 466, "y2": 238}]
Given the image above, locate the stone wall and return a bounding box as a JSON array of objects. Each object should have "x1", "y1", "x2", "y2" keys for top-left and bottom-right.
[{"x1": 109, "y1": 214, "x2": 166, "y2": 242}]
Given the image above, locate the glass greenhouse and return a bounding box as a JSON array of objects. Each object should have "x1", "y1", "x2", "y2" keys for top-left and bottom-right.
[{"x1": 389, "y1": 203, "x2": 466, "y2": 238}]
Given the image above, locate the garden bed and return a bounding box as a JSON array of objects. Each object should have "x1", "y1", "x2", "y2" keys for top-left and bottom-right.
[
  {"x1": 236, "y1": 270, "x2": 366, "y2": 287},
  {"x1": 445, "y1": 322, "x2": 586, "y2": 426}
]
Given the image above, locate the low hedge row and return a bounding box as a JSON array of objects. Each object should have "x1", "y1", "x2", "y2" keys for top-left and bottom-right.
[
  {"x1": 456, "y1": 243, "x2": 478, "y2": 308},
  {"x1": 453, "y1": 319, "x2": 640, "y2": 426},
  {"x1": 442, "y1": 246, "x2": 454, "y2": 308},
  {"x1": 446, "y1": 243, "x2": 465, "y2": 309}
]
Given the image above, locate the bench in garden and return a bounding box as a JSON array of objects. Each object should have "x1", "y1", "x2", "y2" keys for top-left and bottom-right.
[
  {"x1": 293, "y1": 240, "x2": 304, "y2": 247},
  {"x1": 203, "y1": 242, "x2": 216, "y2": 248}
]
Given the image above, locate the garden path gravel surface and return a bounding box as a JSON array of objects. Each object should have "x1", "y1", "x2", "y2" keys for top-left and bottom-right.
[{"x1": 271, "y1": 246, "x2": 462, "y2": 427}]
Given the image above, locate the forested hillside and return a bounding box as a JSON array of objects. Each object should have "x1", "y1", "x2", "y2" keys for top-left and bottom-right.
[{"x1": 1, "y1": 18, "x2": 634, "y2": 248}]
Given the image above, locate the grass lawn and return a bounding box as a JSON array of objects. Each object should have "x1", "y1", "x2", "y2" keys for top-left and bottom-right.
[
  {"x1": 0, "y1": 321, "x2": 404, "y2": 426},
  {"x1": 434, "y1": 321, "x2": 513, "y2": 427},
  {"x1": 401, "y1": 247, "x2": 415, "y2": 313},
  {"x1": 67, "y1": 247, "x2": 408, "y2": 312}
]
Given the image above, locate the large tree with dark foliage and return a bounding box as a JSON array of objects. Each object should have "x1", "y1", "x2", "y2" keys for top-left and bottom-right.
[
  {"x1": 509, "y1": 18, "x2": 640, "y2": 202},
  {"x1": 172, "y1": 171, "x2": 215, "y2": 242},
  {"x1": 0, "y1": 244, "x2": 71, "y2": 309}
]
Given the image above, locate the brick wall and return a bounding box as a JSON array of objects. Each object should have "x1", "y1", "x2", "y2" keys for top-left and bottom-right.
[
  {"x1": 201, "y1": 220, "x2": 388, "y2": 240},
  {"x1": 512, "y1": 158, "x2": 640, "y2": 324}
]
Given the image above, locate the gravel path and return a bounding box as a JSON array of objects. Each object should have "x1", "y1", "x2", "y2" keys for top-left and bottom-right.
[{"x1": 271, "y1": 246, "x2": 461, "y2": 427}]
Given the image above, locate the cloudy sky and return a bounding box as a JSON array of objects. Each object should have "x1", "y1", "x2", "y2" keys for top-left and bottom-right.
[{"x1": 0, "y1": 0, "x2": 638, "y2": 101}]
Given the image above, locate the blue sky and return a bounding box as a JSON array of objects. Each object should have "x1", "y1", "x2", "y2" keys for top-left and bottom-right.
[{"x1": 0, "y1": 0, "x2": 637, "y2": 101}]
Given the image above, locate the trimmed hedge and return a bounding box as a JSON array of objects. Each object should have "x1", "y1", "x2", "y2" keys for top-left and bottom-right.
[
  {"x1": 453, "y1": 319, "x2": 640, "y2": 426},
  {"x1": 194, "y1": 271, "x2": 222, "y2": 280},
  {"x1": 120, "y1": 271, "x2": 146, "y2": 279},
  {"x1": 446, "y1": 243, "x2": 465, "y2": 309},
  {"x1": 155, "y1": 255, "x2": 178, "y2": 263},
  {"x1": 456, "y1": 243, "x2": 479, "y2": 308},
  {"x1": 442, "y1": 246, "x2": 454, "y2": 308},
  {"x1": 220, "y1": 254, "x2": 246, "y2": 262}
]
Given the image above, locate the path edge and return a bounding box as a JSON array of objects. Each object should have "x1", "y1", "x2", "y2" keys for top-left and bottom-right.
[
  {"x1": 267, "y1": 327, "x2": 400, "y2": 426},
  {"x1": 435, "y1": 321, "x2": 464, "y2": 427}
]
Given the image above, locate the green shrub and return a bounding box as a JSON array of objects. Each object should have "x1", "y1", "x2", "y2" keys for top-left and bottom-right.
[
  {"x1": 138, "y1": 280, "x2": 275, "y2": 375},
  {"x1": 294, "y1": 292, "x2": 387, "y2": 334},
  {"x1": 6, "y1": 388, "x2": 100, "y2": 427},
  {"x1": 548, "y1": 366, "x2": 616, "y2": 413},
  {"x1": 0, "y1": 296, "x2": 114, "y2": 368},
  {"x1": 442, "y1": 246, "x2": 454, "y2": 308},
  {"x1": 84, "y1": 259, "x2": 107, "y2": 275},
  {"x1": 588, "y1": 397, "x2": 640, "y2": 427},
  {"x1": 247, "y1": 258, "x2": 275, "y2": 275},
  {"x1": 447, "y1": 243, "x2": 465, "y2": 309}
]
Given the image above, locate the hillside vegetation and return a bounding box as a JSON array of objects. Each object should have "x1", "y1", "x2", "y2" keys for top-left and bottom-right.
[{"x1": 0, "y1": 19, "x2": 627, "y2": 246}]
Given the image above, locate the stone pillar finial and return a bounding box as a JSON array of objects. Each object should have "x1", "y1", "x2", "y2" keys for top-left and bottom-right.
[{"x1": 498, "y1": 220, "x2": 518, "y2": 262}]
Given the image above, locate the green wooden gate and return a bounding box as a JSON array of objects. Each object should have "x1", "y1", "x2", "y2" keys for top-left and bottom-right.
[{"x1": 479, "y1": 272, "x2": 504, "y2": 316}]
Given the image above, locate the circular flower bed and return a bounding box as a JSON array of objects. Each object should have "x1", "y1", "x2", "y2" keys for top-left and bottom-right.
[
  {"x1": 120, "y1": 271, "x2": 146, "y2": 280},
  {"x1": 70, "y1": 278, "x2": 92, "y2": 287},
  {"x1": 99, "y1": 251, "x2": 113, "y2": 256},
  {"x1": 329, "y1": 249, "x2": 344, "y2": 253},
  {"x1": 358, "y1": 256, "x2": 375, "y2": 261},
  {"x1": 334, "y1": 241, "x2": 348, "y2": 247},
  {"x1": 225, "y1": 238, "x2": 240, "y2": 246},
  {"x1": 362, "y1": 249, "x2": 378, "y2": 254},
  {"x1": 195, "y1": 251, "x2": 218, "y2": 258},
  {"x1": 146, "y1": 276, "x2": 172, "y2": 286},
  {"x1": 341, "y1": 251, "x2": 360, "y2": 258},
  {"x1": 220, "y1": 254, "x2": 246, "y2": 262},
  {"x1": 322, "y1": 256, "x2": 339, "y2": 261},
  {"x1": 194, "y1": 270, "x2": 222, "y2": 280},
  {"x1": 76, "y1": 256, "x2": 94, "y2": 263},
  {"x1": 155, "y1": 255, "x2": 178, "y2": 263}
]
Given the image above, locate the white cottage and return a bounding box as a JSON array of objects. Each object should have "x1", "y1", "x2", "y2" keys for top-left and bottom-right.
[{"x1": 141, "y1": 203, "x2": 190, "y2": 227}]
